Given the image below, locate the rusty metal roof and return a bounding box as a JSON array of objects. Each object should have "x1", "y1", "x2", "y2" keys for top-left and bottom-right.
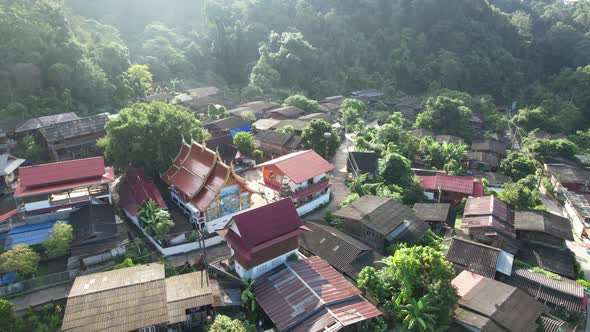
[{"x1": 254, "y1": 257, "x2": 381, "y2": 331}]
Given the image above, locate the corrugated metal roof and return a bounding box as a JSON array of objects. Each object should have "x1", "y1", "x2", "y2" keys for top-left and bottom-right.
[
  {"x1": 15, "y1": 112, "x2": 79, "y2": 133},
  {"x1": 299, "y1": 222, "x2": 382, "y2": 280},
  {"x1": 536, "y1": 314, "x2": 567, "y2": 332},
  {"x1": 453, "y1": 271, "x2": 543, "y2": 332},
  {"x1": 413, "y1": 203, "x2": 451, "y2": 222},
  {"x1": 507, "y1": 267, "x2": 585, "y2": 312},
  {"x1": 446, "y1": 237, "x2": 507, "y2": 278},
  {"x1": 419, "y1": 174, "x2": 484, "y2": 196},
  {"x1": 256, "y1": 150, "x2": 335, "y2": 184},
  {"x1": 165, "y1": 271, "x2": 214, "y2": 324},
  {"x1": 254, "y1": 257, "x2": 381, "y2": 331},
  {"x1": 514, "y1": 210, "x2": 574, "y2": 241},
  {"x1": 62, "y1": 264, "x2": 168, "y2": 332},
  {"x1": 18, "y1": 156, "x2": 107, "y2": 187},
  {"x1": 40, "y1": 113, "x2": 109, "y2": 143},
  {"x1": 517, "y1": 244, "x2": 576, "y2": 279}
]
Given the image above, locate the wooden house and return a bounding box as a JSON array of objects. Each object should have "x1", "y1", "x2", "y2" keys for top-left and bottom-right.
[
  {"x1": 333, "y1": 195, "x2": 428, "y2": 253},
  {"x1": 254, "y1": 130, "x2": 302, "y2": 157},
  {"x1": 413, "y1": 202, "x2": 455, "y2": 232},
  {"x1": 545, "y1": 163, "x2": 590, "y2": 194},
  {"x1": 269, "y1": 106, "x2": 305, "y2": 120},
  {"x1": 39, "y1": 113, "x2": 110, "y2": 161},
  {"x1": 514, "y1": 210, "x2": 573, "y2": 249},
  {"x1": 418, "y1": 173, "x2": 485, "y2": 204}
]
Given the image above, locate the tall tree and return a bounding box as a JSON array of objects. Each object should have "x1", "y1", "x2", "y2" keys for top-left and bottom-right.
[
  {"x1": 98, "y1": 102, "x2": 207, "y2": 176},
  {"x1": 301, "y1": 119, "x2": 340, "y2": 159},
  {"x1": 43, "y1": 221, "x2": 73, "y2": 258}
]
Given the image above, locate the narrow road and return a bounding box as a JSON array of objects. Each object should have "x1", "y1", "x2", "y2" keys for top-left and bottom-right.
[
  {"x1": 567, "y1": 239, "x2": 590, "y2": 331},
  {"x1": 307, "y1": 138, "x2": 352, "y2": 220}
]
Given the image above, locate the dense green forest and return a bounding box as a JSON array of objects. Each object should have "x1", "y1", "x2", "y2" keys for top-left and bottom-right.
[{"x1": 2, "y1": 0, "x2": 590, "y2": 131}]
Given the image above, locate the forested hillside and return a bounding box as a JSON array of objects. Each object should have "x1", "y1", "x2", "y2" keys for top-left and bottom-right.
[{"x1": 2, "y1": 0, "x2": 590, "y2": 131}]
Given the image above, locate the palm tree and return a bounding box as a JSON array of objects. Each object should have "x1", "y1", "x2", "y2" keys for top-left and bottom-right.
[
  {"x1": 241, "y1": 279, "x2": 257, "y2": 322},
  {"x1": 400, "y1": 296, "x2": 438, "y2": 332},
  {"x1": 138, "y1": 199, "x2": 159, "y2": 234}
]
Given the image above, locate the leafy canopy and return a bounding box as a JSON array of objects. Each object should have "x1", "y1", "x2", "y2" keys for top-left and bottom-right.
[
  {"x1": 0, "y1": 244, "x2": 40, "y2": 277},
  {"x1": 98, "y1": 102, "x2": 207, "y2": 176},
  {"x1": 301, "y1": 119, "x2": 340, "y2": 159},
  {"x1": 43, "y1": 221, "x2": 73, "y2": 259}
]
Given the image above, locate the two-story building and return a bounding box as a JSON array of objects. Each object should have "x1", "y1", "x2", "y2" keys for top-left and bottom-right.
[
  {"x1": 218, "y1": 198, "x2": 308, "y2": 279},
  {"x1": 39, "y1": 113, "x2": 110, "y2": 161},
  {"x1": 13, "y1": 156, "x2": 114, "y2": 217},
  {"x1": 255, "y1": 150, "x2": 334, "y2": 215},
  {"x1": 161, "y1": 140, "x2": 254, "y2": 233}
]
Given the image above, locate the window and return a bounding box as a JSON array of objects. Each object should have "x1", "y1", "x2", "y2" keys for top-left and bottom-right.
[{"x1": 137, "y1": 326, "x2": 156, "y2": 332}]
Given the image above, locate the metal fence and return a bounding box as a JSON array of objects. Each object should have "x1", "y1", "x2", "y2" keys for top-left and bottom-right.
[{"x1": 0, "y1": 270, "x2": 73, "y2": 297}]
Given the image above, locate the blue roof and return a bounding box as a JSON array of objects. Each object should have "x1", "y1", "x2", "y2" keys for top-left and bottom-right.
[
  {"x1": 2, "y1": 220, "x2": 69, "y2": 250},
  {"x1": 230, "y1": 124, "x2": 251, "y2": 137}
]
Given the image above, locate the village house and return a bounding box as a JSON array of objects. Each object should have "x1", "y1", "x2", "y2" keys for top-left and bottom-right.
[
  {"x1": 61, "y1": 263, "x2": 240, "y2": 332},
  {"x1": 450, "y1": 271, "x2": 562, "y2": 332},
  {"x1": 270, "y1": 119, "x2": 309, "y2": 134},
  {"x1": 471, "y1": 138, "x2": 507, "y2": 157},
  {"x1": 203, "y1": 115, "x2": 250, "y2": 138},
  {"x1": 269, "y1": 105, "x2": 305, "y2": 120},
  {"x1": 410, "y1": 128, "x2": 434, "y2": 139},
  {"x1": 299, "y1": 222, "x2": 383, "y2": 281},
  {"x1": 254, "y1": 256, "x2": 382, "y2": 332},
  {"x1": 254, "y1": 130, "x2": 302, "y2": 157},
  {"x1": 472, "y1": 172, "x2": 512, "y2": 193},
  {"x1": 462, "y1": 195, "x2": 518, "y2": 254},
  {"x1": 218, "y1": 198, "x2": 308, "y2": 279},
  {"x1": 466, "y1": 151, "x2": 502, "y2": 172},
  {"x1": 69, "y1": 204, "x2": 128, "y2": 259},
  {"x1": 413, "y1": 202, "x2": 455, "y2": 232},
  {"x1": 435, "y1": 134, "x2": 464, "y2": 145},
  {"x1": 517, "y1": 243, "x2": 576, "y2": 279},
  {"x1": 334, "y1": 195, "x2": 428, "y2": 253},
  {"x1": 502, "y1": 267, "x2": 586, "y2": 314},
  {"x1": 13, "y1": 112, "x2": 79, "y2": 138},
  {"x1": 0, "y1": 154, "x2": 25, "y2": 194},
  {"x1": 251, "y1": 118, "x2": 280, "y2": 131},
  {"x1": 445, "y1": 237, "x2": 514, "y2": 279},
  {"x1": 256, "y1": 150, "x2": 334, "y2": 214},
  {"x1": 227, "y1": 100, "x2": 279, "y2": 119},
  {"x1": 39, "y1": 113, "x2": 110, "y2": 161},
  {"x1": 347, "y1": 151, "x2": 379, "y2": 178},
  {"x1": 545, "y1": 163, "x2": 590, "y2": 194},
  {"x1": 13, "y1": 156, "x2": 114, "y2": 217},
  {"x1": 140, "y1": 92, "x2": 176, "y2": 103},
  {"x1": 351, "y1": 89, "x2": 384, "y2": 104},
  {"x1": 298, "y1": 112, "x2": 334, "y2": 122},
  {"x1": 563, "y1": 190, "x2": 590, "y2": 238},
  {"x1": 161, "y1": 140, "x2": 254, "y2": 233},
  {"x1": 418, "y1": 173, "x2": 485, "y2": 204},
  {"x1": 514, "y1": 210, "x2": 573, "y2": 249}
]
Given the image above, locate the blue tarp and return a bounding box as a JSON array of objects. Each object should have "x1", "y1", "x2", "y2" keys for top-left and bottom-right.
[
  {"x1": 2, "y1": 219, "x2": 69, "y2": 251},
  {"x1": 229, "y1": 124, "x2": 251, "y2": 138},
  {"x1": 1, "y1": 272, "x2": 17, "y2": 285}
]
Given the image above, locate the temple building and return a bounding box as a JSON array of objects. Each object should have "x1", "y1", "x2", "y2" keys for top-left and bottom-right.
[
  {"x1": 255, "y1": 150, "x2": 334, "y2": 215},
  {"x1": 161, "y1": 140, "x2": 254, "y2": 233}
]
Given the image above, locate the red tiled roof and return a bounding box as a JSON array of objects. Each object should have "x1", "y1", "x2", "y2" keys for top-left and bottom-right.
[
  {"x1": 254, "y1": 257, "x2": 381, "y2": 331},
  {"x1": 162, "y1": 141, "x2": 217, "y2": 198},
  {"x1": 256, "y1": 150, "x2": 335, "y2": 184},
  {"x1": 0, "y1": 209, "x2": 17, "y2": 223},
  {"x1": 464, "y1": 195, "x2": 512, "y2": 223},
  {"x1": 191, "y1": 162, "x2": 229, "y2": 211},
  {"x1": 419, "y1": 174, "x2": 485, "y2": 196},
  {"x1": 18, "y1": 157, "x2": 107, "y2": 187},
  {"x1": 223, "y1": 199, "x2": 305, "y2": 255},
  {"x1": 119, "y1": 167, "x2": 167, "y2": 216},
  {"x1": 14, "y1": 161, "x2": 114, "y2": 198}
]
